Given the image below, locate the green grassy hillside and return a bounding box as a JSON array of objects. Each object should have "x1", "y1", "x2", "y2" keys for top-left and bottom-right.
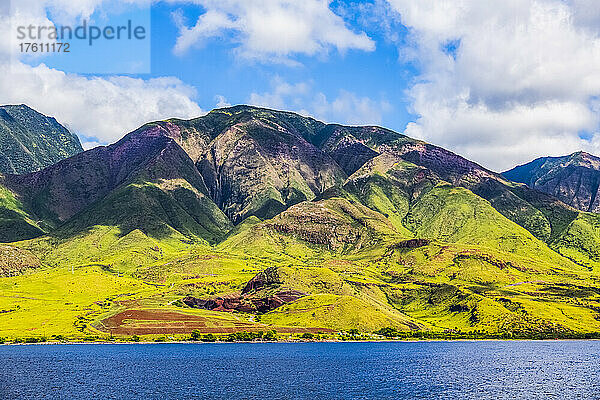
[
  {"x1": 0, "y1": 105, "x2": 82, "y2": 175},
  {"x1": 1, "y1": 105, "x2": 600, "y2": 341},
  {"x1": 0, "y1": 184, "x2": 45, "y2": 242},
  {"x1": 551, "y1": 213, "x2": 600, "y2": 271}
]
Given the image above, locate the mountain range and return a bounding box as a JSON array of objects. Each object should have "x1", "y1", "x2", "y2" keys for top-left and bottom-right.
[{"x1": 1, "y1": 105, "x2": 599, "y2": 340}]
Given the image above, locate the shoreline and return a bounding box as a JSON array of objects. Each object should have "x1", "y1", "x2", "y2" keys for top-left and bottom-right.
[{"x1": 3, "y1": 338, "x2": 600, "y2": 346}]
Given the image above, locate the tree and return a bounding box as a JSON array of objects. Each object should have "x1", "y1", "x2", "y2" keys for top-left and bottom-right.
[
  {"x1": 202, "y1": 333, "x2": 217, "y2": 342},
  {"x1": 375, "y1": 327, "x2": 399, "y2": 338},
  {"x1": 191, "y1": 330, "x2": 202, "y2": 341},
  {"x1": 263, "y1": 330, "x2": 277, "y2": 341}
]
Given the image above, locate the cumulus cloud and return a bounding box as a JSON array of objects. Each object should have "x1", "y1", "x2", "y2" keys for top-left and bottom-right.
[
  {"x1": 214, "y1": 95, "x2": 231, "y2": 108},
  {"x1": 387, "y1": 0, "x2": 600, "y2": 171},
  {"x1": 170, "y1": 0, "x2": 375, "y2": 62},
  {"x1": 0, "y1": 62, "x2": 204, "y2": 144},
  {"x1": 249, "y1": 77, "x2": 391, "y2": 125},
  {"x1": 0, "y1": 0, "x2": 202, "y2": 145}
]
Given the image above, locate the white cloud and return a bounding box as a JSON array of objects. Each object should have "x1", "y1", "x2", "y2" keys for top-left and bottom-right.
[
  {"x1": 81, "y1": 140, "x2": 103, "y2": 150},
  {"x1": 10, "y1": 0, "x2": 151, "y2": 25},
  {"x1": 313, "y1": 90, "x2": 392, "y2": 126},
  {"x1": 170, "y1": 0, "x2": 375, "y2": 62},
  {"x1": 249, "y1": 79, "x2": 310, "y2": 110},
  {"x1": 215, "y1": 95, "x2": 231, "y2": 108},
  {"x1": 172, "y1": 8, "x2": 236, "y2": 56},
  {"x1": 249, "y1": 77, "x2": 391, "y2": 126},
  {"x1": 0, "y1": 62, "x2": 203, "y2": 144},
  {"x1": 0, "y1": 0, "x2": 202, "y2": 145},
  {"x1": 387, "y1": 0, "x2": 600, "y2": 171}
]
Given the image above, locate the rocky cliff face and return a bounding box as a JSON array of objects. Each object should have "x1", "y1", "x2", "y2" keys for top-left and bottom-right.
[
  {"x1": 153, "y1": 107, "x2": 348, "y2": 223},
  {"x1": 0, "y1": 105, "x2": 82, "y2": 174},
  {"x1": 503, "y1": 152, "x2": 600, "y2": 213},
  {"x1": 183, "y1": 267, "x2": 307, "y2": 313}
]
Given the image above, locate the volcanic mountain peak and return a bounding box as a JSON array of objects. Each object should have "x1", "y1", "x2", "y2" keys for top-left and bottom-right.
[
  {"x1": 566, "y1": 151, "x2": 600, "y2": 169},
  {"x1": 503, "y1": 151, "x2": 600, "y2": 213}
]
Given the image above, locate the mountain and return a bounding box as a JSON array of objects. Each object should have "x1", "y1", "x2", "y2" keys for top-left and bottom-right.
[
  {"x1": 0, "y1": 122, "x2": 232, "y2": 244},
  {"x1": 0, "y1": 105, "x2": 82, "y2": 174},
  {"x1": 0, "y1": 106, "x2": 561, "y2": 243},
  {"x1": 503, "y1": 151, "x2": 600, "y2": 213},
  {"x1": 1, "y1": 105, "x2": 600, "y2": 340}
]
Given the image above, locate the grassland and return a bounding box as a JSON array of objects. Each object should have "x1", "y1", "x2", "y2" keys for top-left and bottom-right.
[{"x1": 2, "y1": 188, "x2": 600, "y2": 342}]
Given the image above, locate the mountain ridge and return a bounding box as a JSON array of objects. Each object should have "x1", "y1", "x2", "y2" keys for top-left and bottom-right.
[
  {"x1": 503, "y1": 151, "x2": 600, "y2": 213},
  {"x1": 0, "y1": 105, "x2": 590, "y2": 247},
  {"x1": 0, "y1": 104, "x2": 82, "y2": 175}
]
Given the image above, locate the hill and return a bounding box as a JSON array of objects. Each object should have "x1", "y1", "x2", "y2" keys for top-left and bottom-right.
[{"x1": 0, "y1": 105, "x2": 82, "y2": 175}]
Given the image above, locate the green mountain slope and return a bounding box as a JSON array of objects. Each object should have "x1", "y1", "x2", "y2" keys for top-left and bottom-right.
[
  {"x1": 0, "y1": 105, "x2": 82, "y2": 174},
  {"x1": 0, "y1": 185, "x2": 45, "y2": 242},
  {"x1": 551, "y1": 212, "x2": 600, "y2": 270},
  {"x1": 157, "y1": 108, "x2": 347, "y2": 223},
  {"x1": 218, "y1": 197, "x2": 403, "y2": 261},
  {"x1": 2, "y1": 105, "x2": 600, "y2": 340}
]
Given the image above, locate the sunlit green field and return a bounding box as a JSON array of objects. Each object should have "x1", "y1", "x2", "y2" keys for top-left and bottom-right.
[
  {"x1": 2, "y1": 230, "x2": 600, "y2": 340},
  {"x1": 2, "y1": 189, "x2": 600, "y2": 341}
]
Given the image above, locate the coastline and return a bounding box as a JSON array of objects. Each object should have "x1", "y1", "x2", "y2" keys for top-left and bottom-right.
[{"x1": 3, "y1": 338, "x2": 600, "y2": 346}]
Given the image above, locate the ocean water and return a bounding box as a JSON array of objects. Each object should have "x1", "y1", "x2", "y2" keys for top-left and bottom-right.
[{"x1": 0, "y1": 341, "x2": 598, "y2": 399}]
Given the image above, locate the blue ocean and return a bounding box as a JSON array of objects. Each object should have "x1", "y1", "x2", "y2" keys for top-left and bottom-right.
[{"x1": 1, "y1": 341, "x2": 598, "y2": 399}]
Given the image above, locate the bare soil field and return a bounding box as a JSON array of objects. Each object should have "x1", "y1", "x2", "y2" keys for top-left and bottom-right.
[{"x1": 99, "y1": 309, "x2": 334, "y2": 335}]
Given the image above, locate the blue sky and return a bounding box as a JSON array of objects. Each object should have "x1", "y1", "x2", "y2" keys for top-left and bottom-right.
[
  {"x1": 150, "y1": 1, "x2": 414, "y2": 131},
  {"x1": 3, "y1": 0, "x2": 600, "y2": 171},
  {"x1": 21, "y1": 0, "x2": 417, "y2": 149},
  {"x1": 60, "y1": 1, "x2": 415, "y2": 132}
]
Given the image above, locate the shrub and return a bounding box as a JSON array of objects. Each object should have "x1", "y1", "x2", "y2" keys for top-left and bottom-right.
[
  {"x1": 131, "y1": 335, "x2": 141, "y2": 342},
  {"x1": 263, "y1": 330, "x2": 277, "y2": 341},
  {"x1": 172, "y1": 300, "x2": 184, "y2": 307},
  {"x1": 301, "y1": 332, "x2": 314, "y2": 340},
  {"x1": 191, "y1": 330, "x2": 202, "y2": 341},
  {"x1": 375, "y1": 327, "x2": 399, "y2": 338},
  {"x1": 201, "y1": 334, "x2": 216, "y2": 342},
  {"x1": 225, "y1": 333, "x2": 237, "y2": 342},
  {"x1": 225, "y1": 331, "x2": 270, "y2": 342}
]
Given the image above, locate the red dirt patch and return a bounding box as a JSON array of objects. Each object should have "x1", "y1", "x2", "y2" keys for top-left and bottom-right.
[{"x1": 98, "y1": 309, "x2": 334, "y2": 335}]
